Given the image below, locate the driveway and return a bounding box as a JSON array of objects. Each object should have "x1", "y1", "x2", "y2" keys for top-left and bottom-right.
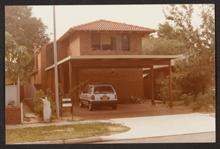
[
  {"x1": 6, "y1": 112, "x2": 215, "y2": 143},
  {"x1": 101, "y1": 113, "x2": 215, "y2": 141},
  {"x1": 63, "y1": 101, "x2": 193, "y2": 120}
]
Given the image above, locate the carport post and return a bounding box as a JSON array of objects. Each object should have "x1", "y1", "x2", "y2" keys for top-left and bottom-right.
[
  {"x1": 150, "y1": 66, "x2": 155, "y2": 105},
  {"x1": 68, "y1": 61, "x2": 73, "y2": 100},
  {"x1": 74, "y1": 68, "x2": 79, "y2": 103},
  {"x1": 69, "y1": 61, "x2": 72, "y2": 92},
  {"x1": 71, "y1": 67, "x2": 79, "y2": 104},
  {"x1": 69, "y1": 60, "x2": 75, "y2": 118},
  {"x1": 168, "y1": 60, "x2": 173, "y2": 108},
  {"x1": 59, "y1": 64, "x2": 64, "y2": 92}
]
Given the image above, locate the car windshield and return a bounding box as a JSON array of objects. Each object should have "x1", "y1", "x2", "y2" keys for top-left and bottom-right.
[{"x1": 94, "y1": 86, "x2": 114, "y2": 94}]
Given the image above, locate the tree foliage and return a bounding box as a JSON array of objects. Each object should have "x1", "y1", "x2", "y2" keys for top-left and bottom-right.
[
  {"x1": 143, "y1": 37, "x2": 186, "y2": 55},
  {"x1": 5, "y1": 6, "x2": 49, "y2": 84},
  {"x1": 142, "y1": 17, "x2": 188, "y2": 55},
  {"x1": 164, "y1": 4, "x2": 215, "y2": 95},
  {"x1": 5, "y1": 32, "x2": 32, "y2": 85},
  {"x1": 146, "y1": 4, "x2": 215, "y2": 111},
  {"x1": 5, "y1": 6, "x2": 49, "y2": 50}
]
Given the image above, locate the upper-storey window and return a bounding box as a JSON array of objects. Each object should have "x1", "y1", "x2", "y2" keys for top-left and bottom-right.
[
  {"x1": 91, "y1": 32, "x2": 101, "y2": 50},
  {"x1": 91, "y1": 32, "x2": 130, "y2": 51},
  {"x1": 121, "y1": 35, "x2": 129, "y2": 51}
]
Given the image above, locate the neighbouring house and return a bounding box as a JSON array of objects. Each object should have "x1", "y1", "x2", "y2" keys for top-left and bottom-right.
[{"x1": 29, "y1": 19, "x2": 178, "y2": 106}]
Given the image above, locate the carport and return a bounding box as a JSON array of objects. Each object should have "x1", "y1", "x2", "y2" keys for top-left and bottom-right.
[{"x1": 45, "y1": 55, "x2": 179, "y2": 108}]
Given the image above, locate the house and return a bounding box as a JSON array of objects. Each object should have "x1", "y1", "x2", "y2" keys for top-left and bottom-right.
[{"x1": 30, "y1": 19, "x2": 177, "y2": 106}]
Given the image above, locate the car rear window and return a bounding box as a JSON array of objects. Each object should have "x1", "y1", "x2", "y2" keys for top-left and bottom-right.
[{"x1": 94, "y1": 86, "x2": 114, "y2": 94}]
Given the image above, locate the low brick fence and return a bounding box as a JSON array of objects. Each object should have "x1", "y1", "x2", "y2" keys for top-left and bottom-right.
[{"x1": 6, "y1": 106, "x2": 21, "y2": 125}]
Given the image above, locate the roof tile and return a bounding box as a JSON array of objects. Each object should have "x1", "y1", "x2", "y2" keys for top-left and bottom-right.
[{"x1": 71, "y1": 19, "x2": 155, "y2": 33}]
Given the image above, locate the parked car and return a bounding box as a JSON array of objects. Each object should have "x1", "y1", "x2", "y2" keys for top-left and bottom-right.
[{"x1": 79, "y1": 84, "x2": 118, "y2": 111}]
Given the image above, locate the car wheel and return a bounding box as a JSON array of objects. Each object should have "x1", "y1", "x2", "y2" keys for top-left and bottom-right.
[
  {"x1": 88, "y1": 102, "x2": 93, "y2": 111},
  {"x1": 112, "y1": 104, "x2": 117, "y2": 110}
]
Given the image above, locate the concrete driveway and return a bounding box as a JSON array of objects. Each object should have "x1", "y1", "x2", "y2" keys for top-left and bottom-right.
[
  {"x1": 65, "y1": 101, "x2": 193, "y2": 120},
  {"x1": 101, "y1": 113, "x2": 215, "y2": 141},
  {"x1": 7, "y1": 112, "x2": 215, "y2": 143}
]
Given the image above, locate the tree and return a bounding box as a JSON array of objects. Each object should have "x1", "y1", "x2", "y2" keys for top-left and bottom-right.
[
  {"x1": 143, "y1": 4, "x2": 215, "y2": 110},
  {"x1": 157, "y1": 22, "x2": 181, "y2": 40},
  {"x1": 142, "y1": 14, "x2": 187, "y2": 55},
  {"x1": 142, "y1": 37, "x2": 186, "y2": 55},
  {"x1": 156, "y1": 4, "x2": 215, "y2": 111},
  {"x1": 5, "y1": 6, "x2": 49, "y2": 84},
  {"x1": 5, "y1": 32, "x2": 32, "y2": 85},
  {"x1": 163, "y1": 4, "x2": 215, "y2": 94},
  {"x1": 5, "y1": 6, "x2": 49, "y2": 50}
]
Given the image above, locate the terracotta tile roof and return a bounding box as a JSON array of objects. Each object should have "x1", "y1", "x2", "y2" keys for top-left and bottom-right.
[{"x1": 71, "y1": 19, "x2": 156, "y2": 33}]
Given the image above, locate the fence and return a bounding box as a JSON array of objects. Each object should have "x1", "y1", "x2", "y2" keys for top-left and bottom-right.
[{"x1": 5, "y1": 85, "x2": 18, "y2": 107}]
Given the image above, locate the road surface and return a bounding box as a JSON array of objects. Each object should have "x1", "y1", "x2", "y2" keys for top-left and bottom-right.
[{"x1": 94, "y1": 132, "x2": 215, "y2": 143}]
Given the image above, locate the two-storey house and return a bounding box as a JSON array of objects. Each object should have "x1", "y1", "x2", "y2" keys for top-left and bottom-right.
[{"x1": 31, "y1": 19, "x2": 176, "y2": 105}]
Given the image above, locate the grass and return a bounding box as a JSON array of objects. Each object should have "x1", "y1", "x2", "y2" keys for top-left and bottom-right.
[{"x1": 6, "y1": 122, "x2": 129, "y2": 144}]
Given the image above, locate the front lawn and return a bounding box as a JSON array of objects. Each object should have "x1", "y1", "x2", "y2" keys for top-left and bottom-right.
[{"x1": 6, "y1": 122, "x2": 129, "y2": 144}]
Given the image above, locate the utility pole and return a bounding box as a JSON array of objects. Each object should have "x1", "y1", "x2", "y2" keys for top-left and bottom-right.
[{"x1": 53, "y1": 5, "x2": 60, "y2": 119}]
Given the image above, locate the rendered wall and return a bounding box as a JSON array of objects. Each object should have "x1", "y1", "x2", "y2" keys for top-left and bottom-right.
[{"x1": 5, "y1": 85, "x2": 18, "y2": 107}]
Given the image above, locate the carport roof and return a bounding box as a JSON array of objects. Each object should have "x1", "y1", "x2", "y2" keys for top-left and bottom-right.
[
  {"x1": 45, "y1": 55, "x2": 181, "y2": 71},
  {"x1": 69, "y1": 55, "x2": 180, "y2": 59}
]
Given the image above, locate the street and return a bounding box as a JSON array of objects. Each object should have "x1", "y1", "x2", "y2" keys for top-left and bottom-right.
[{"x1": 95, "y1": 132, "x2": 215, "y2": 143}]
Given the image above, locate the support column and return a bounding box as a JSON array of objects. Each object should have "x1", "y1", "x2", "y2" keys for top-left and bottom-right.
[
  {"x1": 72, "y1": 68, "x2": 79, "y2": 104},
  {"x1": 168, "y1": 61, "x2": 173, "y2": 108},
  {"x1": 68, "y1": 61, "x2": 74, "y2": 117},
  {"x1": 150, "y1": 65, "x2": 155, "y2": 105},
  {"x1": 58, "y1": 65, "x2": 65, "y2": 96},
  {"x1": 68, "y1": 61, "x2": 73, "y2": 99},
  {"x1": 76, "y1": 69, "x2": 79, "y2": 102}
]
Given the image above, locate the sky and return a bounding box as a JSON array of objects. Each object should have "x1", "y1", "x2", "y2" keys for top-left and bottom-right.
[{"x1": 30, "y1": 5, "x2": 206, "y2": 41}]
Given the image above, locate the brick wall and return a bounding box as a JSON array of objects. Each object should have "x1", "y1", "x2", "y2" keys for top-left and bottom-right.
[
  {"x1": 68, "y1": 33, "x2": 80, "y2": 56},
  {"x1": 6, "y1": 107, "x2": 21, "y2": 125},
  {"x1": 57, "y1": 39, "x2": 69, "y2": 61},
  {"x1": 78, "y1": 68, "x2": 144, "y2": 103}
]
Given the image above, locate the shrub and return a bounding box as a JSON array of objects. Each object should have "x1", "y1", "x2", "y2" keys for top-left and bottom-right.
[
  {"x1": 157, "y1": 75, "x2": 181, "y2": 104},
  {"x1": 34, "y1": 89, "x2": 57, "y2": 119},
  {"x1": 179, "y1": 93, "x2": 195, "y2": 106},
  {"x1": 157, "y1": 76, "x2": 169, "y2": 102},
  {"x1": 191, "y1": 90, "x2": 215, "y2": 112},
  {"x1": 34, "y1": 90, "x2": 44, "y2": 117},
  {"x1": 178, "y1": 89, "x2": 215, "y2": 112},
  {"x1": 130, "y1": 96, "x2": 145, "y2": 104}
]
